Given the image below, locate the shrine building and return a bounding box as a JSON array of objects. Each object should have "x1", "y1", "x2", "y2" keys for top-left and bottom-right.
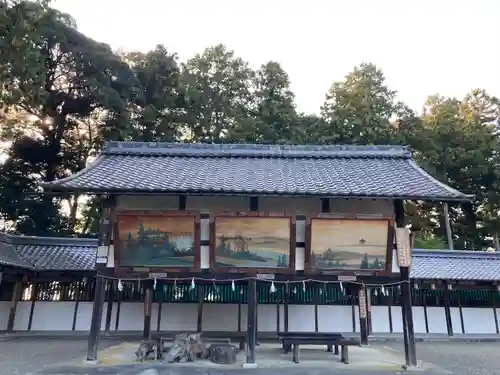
[{"x1": 1, "y1": 142, "x2": 497, "y2": 366}]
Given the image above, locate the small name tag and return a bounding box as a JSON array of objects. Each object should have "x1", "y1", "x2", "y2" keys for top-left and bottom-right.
[
  {"x1": 256, "y1": 273, "x2": 275, "y2": 280},
  {"x1": 149, "y1": 272, "x2": 168, "y2": 278}
]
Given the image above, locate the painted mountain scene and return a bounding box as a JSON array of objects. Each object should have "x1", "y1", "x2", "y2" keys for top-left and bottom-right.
[
  {"x1": 118, "y1": 214, "x2": 196, "y2": 267},
  {"x1": 310, "y1": 219, "x2": 388, "y2": 270},
  {"x1": 215, "y1": 217, "x2": 291, "y2": 268}
]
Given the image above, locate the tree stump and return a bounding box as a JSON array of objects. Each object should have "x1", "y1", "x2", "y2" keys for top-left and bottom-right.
[
  {"x1": 135, "y1": 340, "x2": 159, "y2": 362},
  {"x1": 164, "y1": 333, "x2": 204, "y2": 363},
  {"x1": 208, "y1": 343, "x2": 237, "y2": 364}
]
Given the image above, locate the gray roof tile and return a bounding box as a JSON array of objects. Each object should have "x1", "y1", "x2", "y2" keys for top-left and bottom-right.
[
  {"x1": 411, "y1": 249, "x2": 500, "y2": 281},
  {"x1": 0, "y1": 234, "x2": 97, "y2": 271},
  {"x1": 42, "y1": 142, "x2": 471, "y2": 201},
  {"x1": 0, "y1": 234, "x2": 33, "y2": 269}
]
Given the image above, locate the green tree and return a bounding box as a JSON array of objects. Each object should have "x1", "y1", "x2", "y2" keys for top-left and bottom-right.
[
  {"x1": 180, "y1": 44, "x2": 255, "y2": 143},
  {"x1": 320, "y1": 63, "x2": 410, "y2": 145},
  {"x1": 407, "y1": 91, "x2": 500, "y2": 249},
  {"x1": 0, "y1": 0, "x2": 139, "y2": 234},
  {"x1": 231, "y1": 61, "x2": 300, "y2": 144}
]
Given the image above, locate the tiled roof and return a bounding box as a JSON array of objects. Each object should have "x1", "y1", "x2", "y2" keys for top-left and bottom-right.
[
  {"x1": 411, "y1": 249, "x2": 500, "y2": 281},
  {"x1": 42, "y1": 142, "x2": 471, "y2": 201},
  {"x1": 0, "y1": 233, "x2": 97, "y2": 271},
  {"x1": 0, "y1": 234, "x2": 33, "y2": 269}
]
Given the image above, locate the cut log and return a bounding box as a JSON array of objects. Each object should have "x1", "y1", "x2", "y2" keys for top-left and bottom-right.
[{"x1": 208, "y1": 343, "x2": 238, "y2": 364}]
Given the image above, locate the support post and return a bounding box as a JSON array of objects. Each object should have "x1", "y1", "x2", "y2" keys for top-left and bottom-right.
[
  {"x1": 358, "y1": 286, "x2": 368, "y2": 345},
  {"x1": 443, "y1": 281, "x2": 453, "y2": 336},
  {"x1": 366, "y1": 287, "x2": 372, "y2": 336},
  {"x1": 443, "y1": 203, "x2": 454, "y2": 250},
  {"x1": 143, "y1": 283, "x2": 153, "y2": 339},
  {"x1": 7, "y1": 281, "x2": 23, "y2": 332},
  {"x1": 395, "y1": 199, "x2": 417, "y2": 367},
  {"x1": 244, "y1": 278, "x2": 257, "y2": 367},
  {"x1": 105, "y1": 280, "x2": 114, "y2": 331},
  {"x1": 87, "y1": 274, "x2": 106, "y2": 362}
]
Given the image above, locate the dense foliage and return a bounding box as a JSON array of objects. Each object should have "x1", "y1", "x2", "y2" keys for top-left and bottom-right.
[{"x1": 1, "y1": 1, "x2": 499, "y2": 249}]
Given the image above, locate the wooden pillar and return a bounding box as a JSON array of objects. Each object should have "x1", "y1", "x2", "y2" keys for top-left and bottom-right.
[
  {"x1": 443, "y1": 203, "x2": 454, "y2": 250},
  {"x1": 105, "y1": 280, "x2": 114, "y2": 331},
  {"x1": 7, "y1": 281, "x2": 23, "y2": 332},
  {"x1": 197, "y1": 284, "x2": 204, "y2": 332},
  {"x1": 87, "y1": 274, "x2": 106, "y2": 361},
  {"x1": 443, "y1": 281, "x2": 453, "y2": 336},
  {"x1": 366, "y1": 287, "x2": 372, "y2": 336},
  {"x1": 27, "y1": 282, "x2": 39, "y2": 331},
  {"x1": 358, "y1": 286, "x2": 368, "y2": 345},
  {"x1": 244, "y1": 278, "x2": 257, "y2": 367},
  {"x1": 395, "y1": 199, "x2": 417, "y2": 367},
  {"x1": 143, "y1": 283, "x2": 153, "y2": 339}
]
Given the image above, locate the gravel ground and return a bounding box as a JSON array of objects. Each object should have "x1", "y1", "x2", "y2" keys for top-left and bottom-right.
[
  {"x1": 0, "y1": 337, "x2": 121, "y2": 375},
  {"x1": 382, "y1": 341, "x2": 500, "y2": 375},
  {"x1": 1, "y1": 337, "x2": 500, "y2": 375}
]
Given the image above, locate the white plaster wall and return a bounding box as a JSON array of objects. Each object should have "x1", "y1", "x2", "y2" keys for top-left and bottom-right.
[
  {"x1": 371, "y1": 306, "x2": 391, "y2": 333},
  {"x1": 0, "y1": 301, "x2": 9, "y2": 330},
  {"x1": 30, "y1": 302, "x2": 75, "y2": 331},
  {"x1": 450, "y1": 307, "x2": 463, "y2": 334},
  {"x1": 426, "y1": 307, "x2": 448, "y2": 334},
  {"x1": 203, "y1": 304, "x2": 239, "y2": 331},
  {"x1": 462, "y1": 308, "x2": 497, "y2": 334},
  {"x1": 318, "y1": 305, "x2": 354, "y2": 332},
  {"x1": 12, "y1": 301, "x2": 30, "y2": 331},
  {"x1": 159, "y1": 303, "x2": 197, "y2": 331},
  {"x1": 390, "y1": 306, "x2": 404, "y2": 333},
  {"x1": 1, "y1": 301, "x2": 499, "y2": 336}
]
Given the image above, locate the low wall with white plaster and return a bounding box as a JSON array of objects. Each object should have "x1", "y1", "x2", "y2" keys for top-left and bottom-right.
[{"x1": 1, "y1": 301, "x2": 498, "y2": 336}]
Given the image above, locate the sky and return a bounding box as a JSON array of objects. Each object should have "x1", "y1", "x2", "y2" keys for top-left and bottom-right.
[{"x1": 51, "y1": 0, "x2": 500, "y2": 115}]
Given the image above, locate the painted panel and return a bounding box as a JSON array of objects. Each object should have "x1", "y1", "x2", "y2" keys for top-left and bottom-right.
[
  {"x1": 214, "y1": 216, "x2": 291, "y2": 268},
  {"x1": 310, "y1": 219, "x2": 389, "y2": 270},
  {"x1": 118, "y1": 213, "x2": 196, "y2": 267}
]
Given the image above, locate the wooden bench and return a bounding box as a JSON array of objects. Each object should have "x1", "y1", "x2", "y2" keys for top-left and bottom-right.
[
  {"x1": 279, "y1": 335, "x2": 360, "y2": 364},
  {"x1": 278, "y1": 332, "x2": 344, "y2": 354}
]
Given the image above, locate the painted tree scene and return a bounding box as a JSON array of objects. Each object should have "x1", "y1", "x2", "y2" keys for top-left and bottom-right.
[
  {"x1": 215, "y1": 217, "x2": 291, "y2": 268},
  {"x1": 310, "y1": 219, "x2": 388, "y2": 270},
  {"x1": 118, "y1": 215, "x2": 196, "y2": 267}
]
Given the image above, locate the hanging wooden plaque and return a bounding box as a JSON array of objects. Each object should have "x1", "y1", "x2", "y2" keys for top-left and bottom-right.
[{"x1": 395, "y1": 227, "x2": 412, "y2": 268}]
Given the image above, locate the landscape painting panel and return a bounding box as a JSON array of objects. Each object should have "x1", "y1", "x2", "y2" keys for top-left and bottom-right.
[
  {"x1": 310, "y1": 219, "x2": 388, "y2": 270},
  {"x1": 118, "y1": 214, "x2": 196, "y2": 267},
  {"x1": 215, "y1": 217, "x2": 291, "y2": 268}
]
